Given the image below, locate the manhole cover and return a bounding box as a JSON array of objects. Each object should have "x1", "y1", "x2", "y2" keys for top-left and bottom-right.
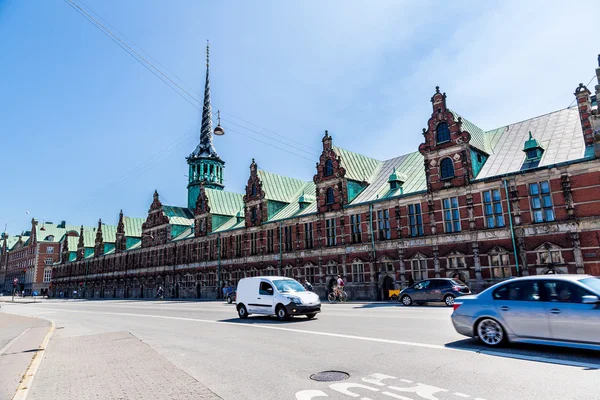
[{"x1": 310, "y1": 371, "x2": 350, "y2": 382}]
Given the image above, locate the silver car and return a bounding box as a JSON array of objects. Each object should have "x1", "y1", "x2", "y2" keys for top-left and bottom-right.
[{"x1": 451, "y1": 275, "x2": 600, "y2": 349}]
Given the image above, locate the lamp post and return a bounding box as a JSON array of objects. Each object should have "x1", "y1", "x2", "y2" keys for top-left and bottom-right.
[{"x1": 217, "y1": 235, "x2": 221, "y2": 299}]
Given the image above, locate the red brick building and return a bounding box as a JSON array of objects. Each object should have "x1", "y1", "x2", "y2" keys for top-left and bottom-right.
[{"x1": 50, "y1": 54, "x2": 600, "y2": 300}]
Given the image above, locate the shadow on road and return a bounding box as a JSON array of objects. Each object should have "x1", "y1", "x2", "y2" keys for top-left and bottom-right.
[
  {"x1": 446, "y1": 338, "x2": 600, "y2": 369},
  {"x1": 351, "y1": 302, "x2": 450, "y2": 309},
  {"x1": 219, "y1": 315, "x2": 317, "y2": 325}
]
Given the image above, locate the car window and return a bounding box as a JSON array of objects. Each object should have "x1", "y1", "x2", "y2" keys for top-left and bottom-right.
[
  {"x1": 580, "y1": 277, "x2": 600, "y2": 294},
  {"x1": 542, "y1": 280, "x2": 590, "y2": 303},
  {"x1": 414, "y1": 280, "x2": 431, "y2": 290},
  {"x1": 493, "y1": 281, "x2": 541, "y2": 301},
  {"x1": 259, "y1": 282, "x2": 274, "y2": 296}
]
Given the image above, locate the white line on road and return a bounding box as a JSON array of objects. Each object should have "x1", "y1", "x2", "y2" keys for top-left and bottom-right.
[
  {"x1": 0, "y1": 328, "x2": 30, "y2": 356},
  {"x1": 23, "y1": 307, "x2": 600, "y2": 370}
]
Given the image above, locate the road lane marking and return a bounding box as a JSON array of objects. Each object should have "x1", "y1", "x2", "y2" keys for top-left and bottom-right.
[
  {"x1": 0, "y1": 328, "x2": 30, "y2": 356},
  {"x1": 453, "y1": 393, "x2": 470, "y2": 398},
  {"x1": 20, "y1": 307, "x2": 600, "y2": 370}
]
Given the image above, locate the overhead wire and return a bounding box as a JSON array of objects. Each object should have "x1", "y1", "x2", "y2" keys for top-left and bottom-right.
[{"x1": 567, "y1": 75, "x2": 596, "y2": 108}]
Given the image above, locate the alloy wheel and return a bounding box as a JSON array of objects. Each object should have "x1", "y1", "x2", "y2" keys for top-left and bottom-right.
[{"x1": 477, "y1": 319, "x2": 504, "y2": 346}]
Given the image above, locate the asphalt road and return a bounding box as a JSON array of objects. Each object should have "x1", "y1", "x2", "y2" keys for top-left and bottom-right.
[{"x1": 2, "y1": 299, "x2": 599, "y2": 400}]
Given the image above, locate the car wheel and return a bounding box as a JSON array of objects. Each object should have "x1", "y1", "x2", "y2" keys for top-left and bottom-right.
[
  {"x1": 276, "y1": 305, "x2": 289, "y2": 321},
  {"x1": 237, "y1": 304, "x2": 248, "y2": 319},
  {"x1": 444, "y1": 294, "x2": 455, "y2": 307},
  {"x1": 306, "y1": 313, "x2": 316, "y2": 320},
  {"x1": 226, "y1": 296, "x2": 233, "y2": 304},
  {"x1": 477, "y1": 318, "x2": 506, "y2": 347},
  {"x1": 401, "y1": 295, "x2": 412, "y2": 306}
]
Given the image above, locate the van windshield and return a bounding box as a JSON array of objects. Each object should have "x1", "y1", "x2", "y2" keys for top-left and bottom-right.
[{"x1": 273, "y1": 279, "x2": 306, "y2": 293}]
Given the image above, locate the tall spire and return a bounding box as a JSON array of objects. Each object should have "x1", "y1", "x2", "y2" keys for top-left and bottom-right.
[{"x1": 190, "y1": 40, "x2": 219, "y2": 159}]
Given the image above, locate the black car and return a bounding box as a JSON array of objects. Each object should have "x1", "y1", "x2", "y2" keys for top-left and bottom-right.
[{"x1": 399, "y1": 278, "x2": 471, "y2": 306}]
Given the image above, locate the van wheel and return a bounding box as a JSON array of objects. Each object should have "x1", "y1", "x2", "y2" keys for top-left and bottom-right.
[
  {"x1": 237, "y1": 304, "x2": 248, "y2": 319},
  {"x1": 276, "y1": 305, "x2": 289, "y2": 321},
  {"x1": 306, "y1": 313, "x2": 317, "y2": 320}
]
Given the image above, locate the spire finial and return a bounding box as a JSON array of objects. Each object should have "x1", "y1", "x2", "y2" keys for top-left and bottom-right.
[
  {"x1": 435, "y1": 86, "x2": 440, "y2": 93},
  {"x1": 528, "y1": 131, "x2": 533, "y2": 140},
  {"x1": 206, "y1": 40, "x2": 210, "y2": 68}
]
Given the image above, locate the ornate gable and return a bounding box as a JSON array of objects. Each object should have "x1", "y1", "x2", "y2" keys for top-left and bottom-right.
[
  {"x1": 243, "y1": 159, "x2": 266, "y2": 227},
  {"x1": 94, "y1": 219, "x2": 104, "y2": 257},
  {"x1": 76, "y1": 225, "x2": 85, "y2": 261},
  {"x1": 142, "y1": 190, "x2": 170, "y2": 230},
  {"x1": 194, "y1": 184, "x2": 212, "y2": 237},
  {"x1": 313, "y1": 131, "x2": 348, "y2": 213},
  {"x1": 61, "y1": 234, "x2": 69, "y2": 264},
  {"x1": 115, "y1": 210, "x2": 126, "y2": 253},
  {"x1": 419, "y1": 87, "x2": 474, "y2": 191}
]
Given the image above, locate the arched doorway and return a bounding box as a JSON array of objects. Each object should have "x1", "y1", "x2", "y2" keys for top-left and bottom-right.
[
  {"x1": 382, "y1": 275, "x2": 394, "y2": 300},
  {"x1": 175, "y1": 284, "x2": 180, "y2": 299}
]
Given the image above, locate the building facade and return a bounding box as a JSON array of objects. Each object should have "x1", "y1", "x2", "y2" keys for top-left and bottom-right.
[{"x1": 49, "y1": 54, "x2": 600, "y2": 300}]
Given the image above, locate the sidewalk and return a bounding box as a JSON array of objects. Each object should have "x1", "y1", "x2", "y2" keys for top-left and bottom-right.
[
  {"x1": 0, "y1": 313, "x2": 51, "y2": 400},
  {"x1": 28, "y1": 331, "x2": 222, "y2": 399}
]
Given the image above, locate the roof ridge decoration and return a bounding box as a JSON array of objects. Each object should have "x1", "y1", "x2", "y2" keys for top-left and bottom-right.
[
  {"x1": 94, "y1": 219, "x2": 104, "y2": 257},
  {"x1": 76, "y1": 225, "x2": 85, "y2": 261},
  {"x1": 190, "y1": 40, "x2": 220, "y2": 160},
  {"x1": 115, "y1": 210, "x2": 126, "y2": 253},
  {"x1": 314, "y1": 130, "x2": 349, "y2": 213},
  {"x1": 244, "y1": 158, "x2": 266, "y2": 227},
  {"x1": 142, "y1": 190, "x2": 170, "y2": 233}
]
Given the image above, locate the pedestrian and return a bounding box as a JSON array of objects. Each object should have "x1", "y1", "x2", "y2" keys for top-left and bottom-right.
[
  {"x1": 157, "y1": 286, "x2": 164, "y2": 300},
  {"x1": 408, "y1": 276, "x2": 415, "y2": 287}
]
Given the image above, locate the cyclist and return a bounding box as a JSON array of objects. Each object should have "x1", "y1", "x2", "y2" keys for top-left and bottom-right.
[
  {"x1": 157, "y1": 286, "x2": 164, "y2": 300},
  {"x1": 334, "y1": 275, "x2": 345, "y2": 298}
]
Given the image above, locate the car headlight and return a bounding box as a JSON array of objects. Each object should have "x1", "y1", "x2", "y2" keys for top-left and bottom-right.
[{"x1": 286, "y1": 296, "x2": 302, "y2": 305}]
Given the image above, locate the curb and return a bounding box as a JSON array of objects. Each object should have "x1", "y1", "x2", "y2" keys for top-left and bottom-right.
[{"x1": 13, "y1": 319, "x2": 55, "y2": 400}]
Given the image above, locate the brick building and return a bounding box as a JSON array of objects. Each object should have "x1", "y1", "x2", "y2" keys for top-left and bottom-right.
[{"x1": 50, "y1": 53, "x2": 600, "y2": 300}]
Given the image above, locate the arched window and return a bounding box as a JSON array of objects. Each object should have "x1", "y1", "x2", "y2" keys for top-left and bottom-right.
[
  {"x1": 251, "y1": 184, "x2": 257, "y2": 197},
  {"x1": 324, "y1": 159, "x2": 334, "y2": 177},
  {"x1": 251, "y1": 207, "x2": 257, "y2": 222},
  {"x1": 436, "y1": 122, "x2": 450, "y2": 143},
  {"x1": 326, "y1": 187, "x2": 334, "y2": 205},
  {"x1": 440, "y1": 158, "x2": 454, "y2": 180}
]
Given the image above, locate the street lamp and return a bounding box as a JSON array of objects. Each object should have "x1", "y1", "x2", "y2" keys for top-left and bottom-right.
[{"x1": 213, "y1": 110, "x2": 225, "y2": 136}]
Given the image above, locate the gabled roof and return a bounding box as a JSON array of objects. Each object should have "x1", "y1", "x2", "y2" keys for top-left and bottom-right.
[
  {"x1": 269, "y1": 181, "x2": 318, "y2": 221},
  {"x1": 476, "y1": 107, "x2": 585, "y2": 179},
  {"x1": 257, "y1": 170, "x2": 306, "y2": 203},
  {"x1": 205, "y1": 189, "x2": 244, "y2": 216},
  {"x1": 333, "y1": 145, "x2": 381, "y2": 182}
]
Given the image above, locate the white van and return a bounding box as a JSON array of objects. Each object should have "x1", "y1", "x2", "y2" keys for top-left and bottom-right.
[{"x1": 236, "y1": 276, "x2": 321, "y2": 320}]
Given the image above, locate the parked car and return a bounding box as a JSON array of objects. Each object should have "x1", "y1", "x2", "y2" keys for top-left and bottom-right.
[
  {"x1": 236, "y1": 276, "x2": 321, "y2": 321},
  {"x1": 451, "y1": 275, "x2": 600, "y2": 349},
  {"x1": 399, "y1": 278, "x2": 471, "y2": 306}
]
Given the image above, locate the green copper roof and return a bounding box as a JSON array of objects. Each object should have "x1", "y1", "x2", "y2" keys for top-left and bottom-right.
[
  {"x1": 212, "y1": 215, "x2": 245, "y2": 233},
  {"x1": 162, "y1": 206, "x2": 194, "y2": 219},
  {"x1": 269, "y1": 181, "x2": 317, "y2": 221},
  {"x1": 36, "y1": 223, "x2": 68, "y2": 243},
  {"x1": 450, "y1": 110, "x2": 488, "y2": 154},
  {"x1": 123, "y1": 217, "x2": 144, "y2": 238},
  {"x1": 257, "y1": 170, "x2": 306, "y2": 203},
  {"x1": 523, "y1": 131, "x2": 543, "y2": 151},
  {"x1": 205, "y1": 188, "x2": 245, "y2": 216},
  {"x1": 333, "y1": 145, "x2": 381, "y2": 182},
  {"x1": 172, "y1": 227, "x2": 194, "y2": 241}
]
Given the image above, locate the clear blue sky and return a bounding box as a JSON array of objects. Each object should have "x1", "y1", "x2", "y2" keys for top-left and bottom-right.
[{"x1": 1, "y1": 0, "x2": 598, "y2": 235}]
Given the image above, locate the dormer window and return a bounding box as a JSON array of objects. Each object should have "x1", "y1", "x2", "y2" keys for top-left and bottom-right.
[
  {"x1": 436, "y1": 122, "x2": 450, "y2": 143},
  {"x1": 388, "y1": 167, "x2": 405, "y2": 193},
  {"x1": 521, "y1": 131, "x2": 544, "y2": 170},
  {"x1": 440, "y1": 158, "x2": 455, "y2": 180},
  {"x1": 324, "y1": 159, "x2": 334, "y2": 177}
]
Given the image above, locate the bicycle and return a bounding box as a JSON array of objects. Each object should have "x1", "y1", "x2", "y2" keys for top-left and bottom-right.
[{"x1": 327, "y1": 289, "x2": 348, "y2": 303}]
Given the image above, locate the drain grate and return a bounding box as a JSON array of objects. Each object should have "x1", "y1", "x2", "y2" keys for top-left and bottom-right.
[{"x1": 310, "y1": 371, "x2": 350, "y2": 382}]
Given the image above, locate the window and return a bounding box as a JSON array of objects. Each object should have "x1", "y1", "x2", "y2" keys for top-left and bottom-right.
[
  {"x1": 350, "y1": 214, "x2": 362, "y2": 244},
  {"x1": 46, "y1": 246, "x2": 54, "y2": 254},
  {"x1": 543, "y1": 281, "x2": 589, "y2": 303},
  {"x1": 537, "y1": 246, "x2": 564, "y2": 265},
  {"x1": 251, "y1": 207, "x2": 258, "y2": 222},
  {"x1": 440, "y1": 158, "x2": 454, "y2": 180},
  {"x1": 446, "y1": 253, "x2": 466, "y2": 269},
  {"x1": 267, "y1": 229, "x2": 274, "y2": 253},
  {"x1": 284, "y1": 226, "x2": 293, "y2": 251},
  {"x1": 482, "y1": 189, "x2": 505, "y2": 228},
  {"x1": 250, "y1": 232, "x2": 257, "y2": 255},
  {"x1": 327, "y1": 262, "x2": 338, "y2": 276},
  {"x1": 251, "y1": 184, "x2": 257, "y2": 196},
  {"x1": 45, "y1": 257, "x2": 53, "y2": 265},
  {"x1": 411, "y1": 256, "x2": 428, "y2": 281},
  {"x1": 443, "y1": 197, "x2": 461, "y2": 233},
  {"x1": 220, "y1": 238, "x2": 228, "y2": 258},
  {"x1": 436, "y1": 122, "x2": 450, "y2": 143},
  {"x1": 305, "y1": 265, "x2": 317, "y2": 283},
  {"x1": 376, "y1": 210, "x2": 391, "y2": 240},
  {"x1": 526, "y1": 149, "x2": 538, "y2": 160},
  {"x1": 493, "y1": 281, "x2": 540, "y2": 301},
  {"x1": 488, "y1": 251, "x2": 511, "y2": 279},
  {"x1": 408, "y1": 204, "x2": 424, "y2": 237},
  {"x1": 414, "y1": 280, "x2": 431, "y2": 290},
  {"x1": 324, "y1": 159, "x2": 334, "y2": 176},
  {"x1": 43, "y1": 268, "x2": 52, "y2": 283},
  {"x1": 529, "y1": 181, "x2": 554, "y2": 223},
  {"x1": 304, "y1": 223, "x2": 314, "y2": 249},
  {"x1": 326, "y1": 187, "x2": 335, "y2": 205},
  {"x1": 326, "y1": 219, "x2": 336, "y2": 247},
  {"x1": 259, "y1": 281, "x2": 274, "y2": 296},
  {"x1": 235, "y1": 235, "x2": 242, "y2": 257},
  {"x1": 352, "y1": 262, "x2": 365, "y2": 283}
]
